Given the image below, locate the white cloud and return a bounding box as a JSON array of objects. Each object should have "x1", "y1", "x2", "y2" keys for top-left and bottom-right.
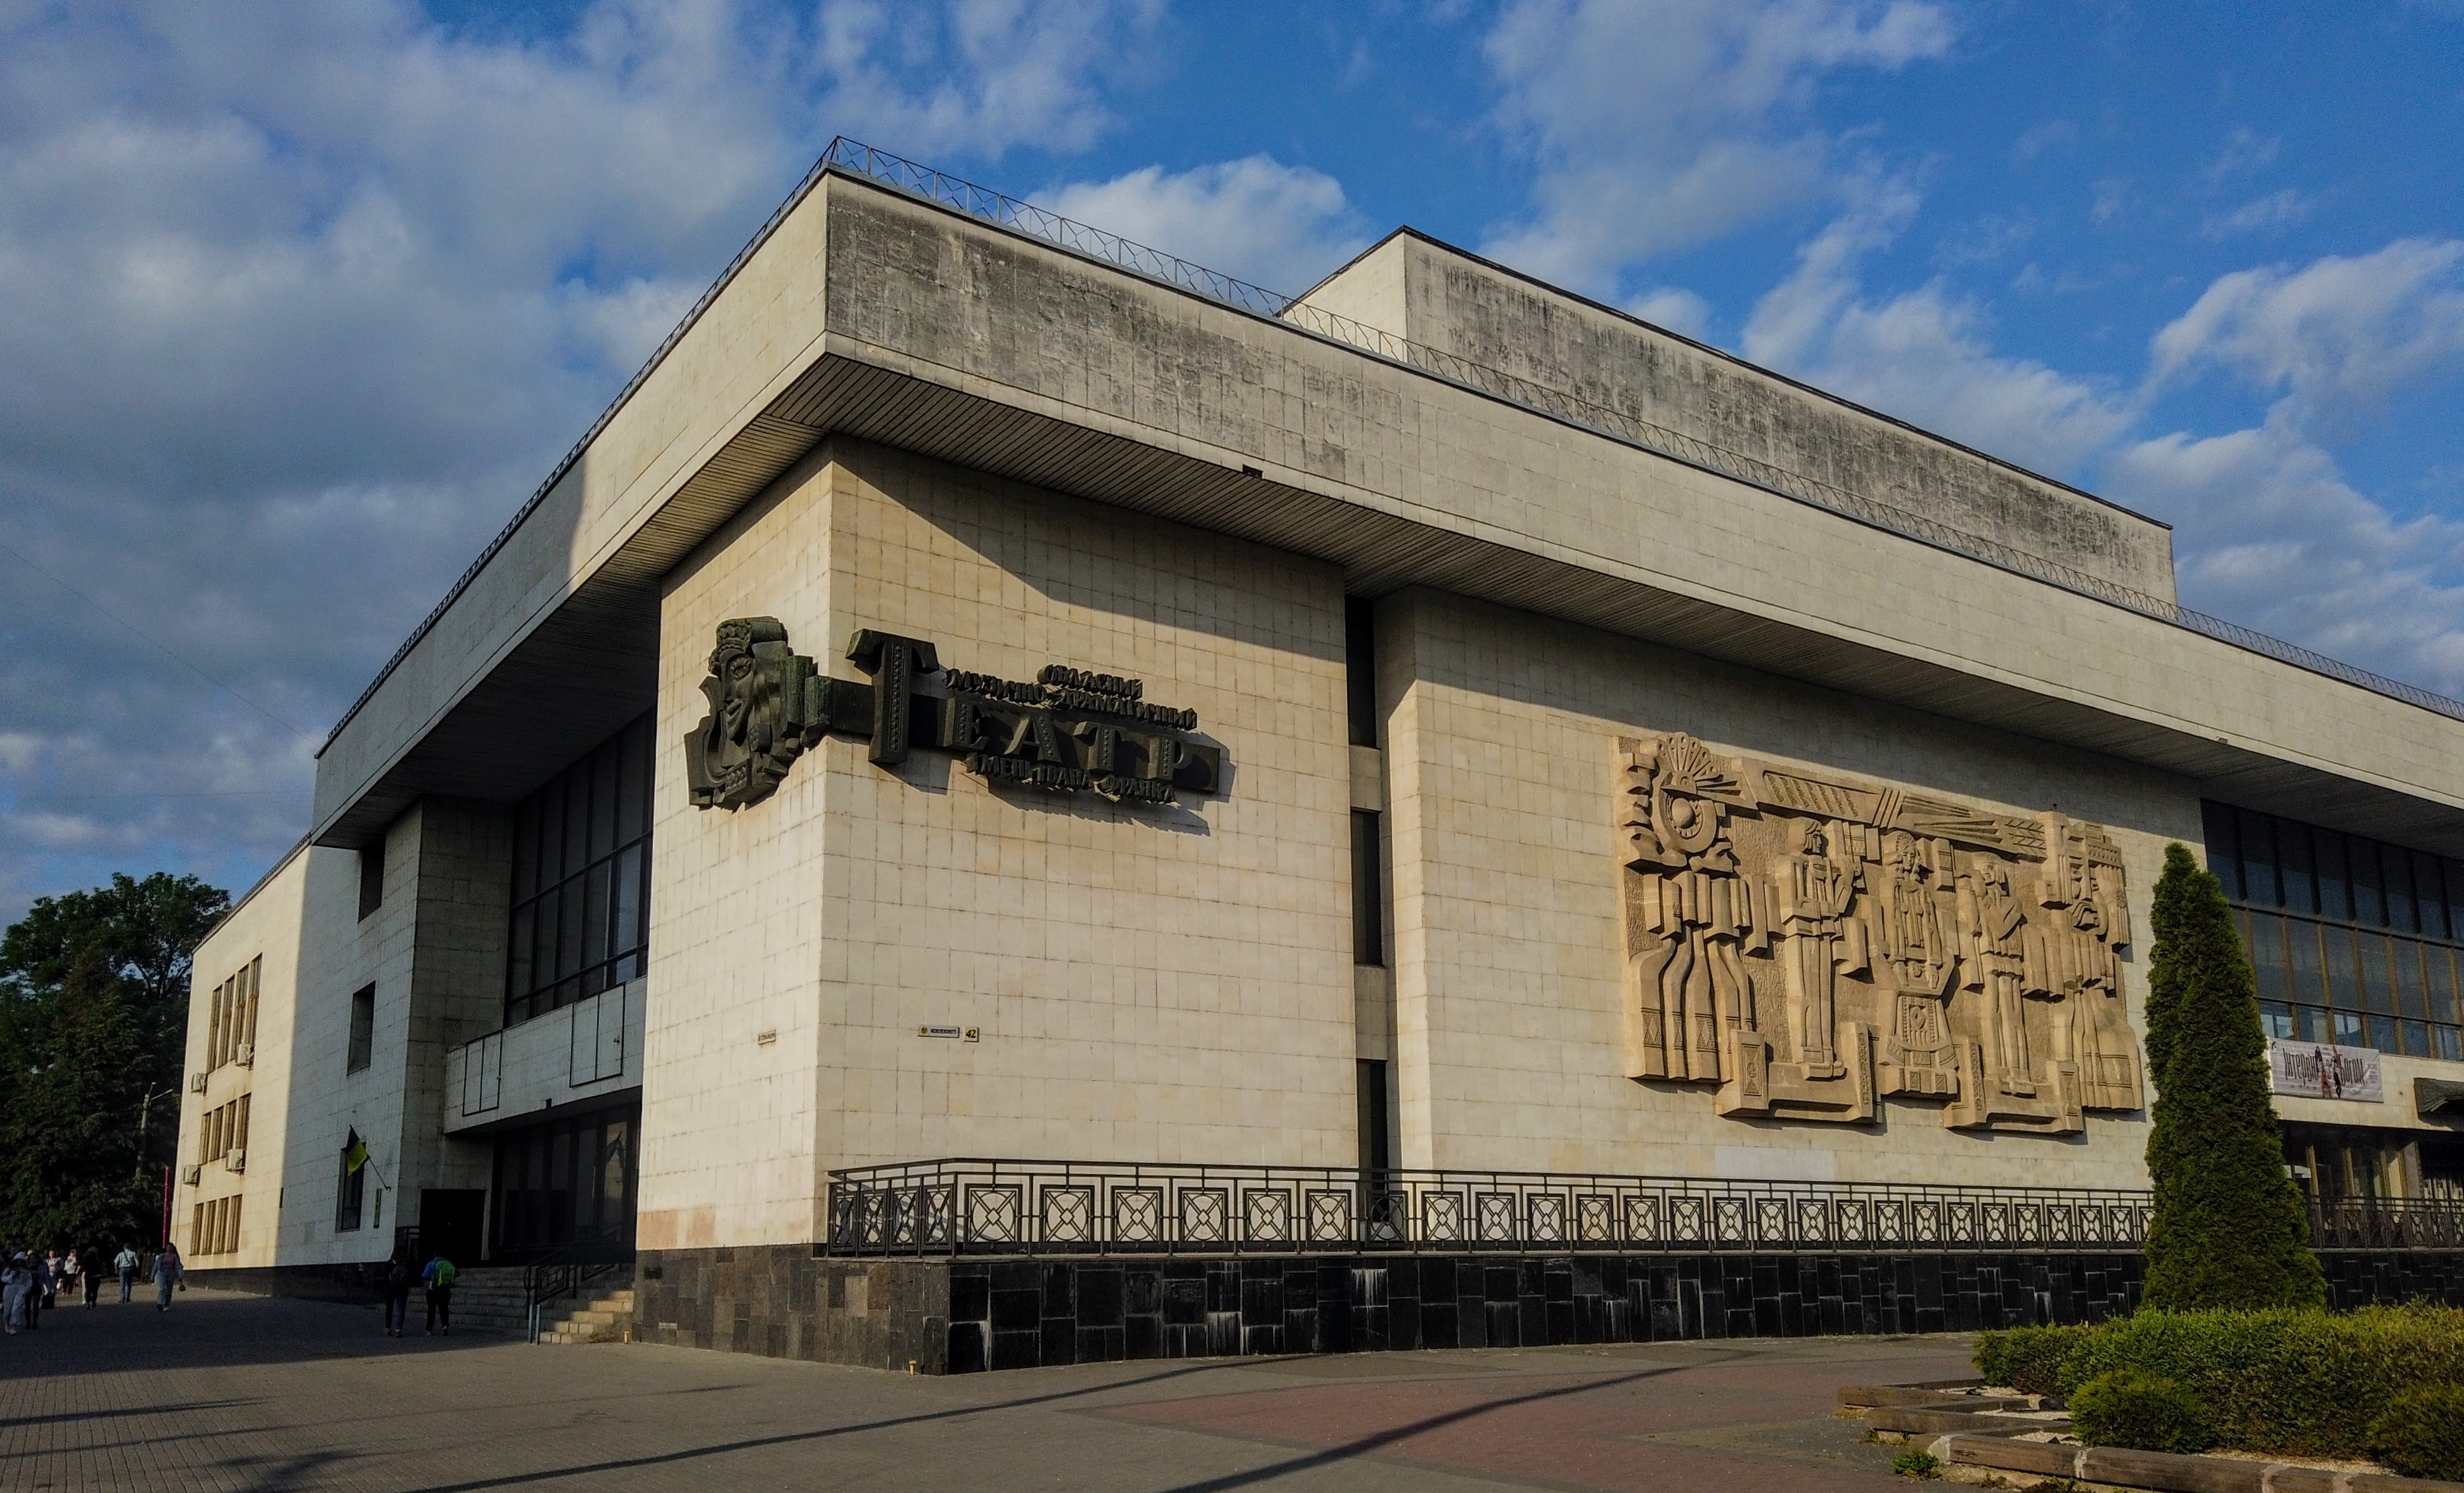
[
  {"x1": 1038, "y1": 155, "x2": 1370, "y2": 295},
  {"x1": 2150, "y1": 238, "x2": 2464, "y2": 434},
  {"x1": 2108, "y1": 419, "x2": 2464, "y2": 696},
  {"x1": 1625, "y1": 287, "x2": 1716, "y2": 340},
  {"x1": 0, "y1": 0, "x2": 1163, "y2": 924},
  {"x1": 1741, "y1": 178, "x2": 2133, "y2": 477},
  {"x1": 1477, "y1": 0, "x2": 1952, "y2": 292},
  {"x1": 2204, "y1": 188, "x2": 2314, "y2": 238}
]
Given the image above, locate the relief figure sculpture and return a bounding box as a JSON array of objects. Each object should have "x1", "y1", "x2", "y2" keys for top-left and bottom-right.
[
  {"x1": 1620, "y1": 737, "x2": 1761, "y2": 1083},
  {"x1": 1613, "y1": 732, "x2": 2143, "y2": 1134},
  {"x1": 1958, "y1": 858, "x2": 2034, "y2": 1096},
  {"x1": 1770, "y1": 819, "x2": 1865, "y2": 1078}
]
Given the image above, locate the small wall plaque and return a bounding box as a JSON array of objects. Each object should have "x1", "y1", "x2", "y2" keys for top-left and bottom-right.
[{"x1": 919, "y1": 1024, "x2": 981, "y2": 1041}]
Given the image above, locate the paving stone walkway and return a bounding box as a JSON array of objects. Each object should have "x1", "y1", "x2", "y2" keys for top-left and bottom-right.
[{"x1": 0, "y1": 1286, "x2": 1977, "y2": 1491}]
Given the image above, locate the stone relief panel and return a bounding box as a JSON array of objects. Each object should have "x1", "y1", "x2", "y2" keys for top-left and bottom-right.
[{"x1": 1616, "y1": 733, "x2": 2142, "y2": 1134}]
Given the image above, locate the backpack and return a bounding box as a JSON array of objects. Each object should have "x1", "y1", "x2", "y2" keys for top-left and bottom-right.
[{"x1": 429, "y1": 1258, "x2": 456, "y2": 1289}]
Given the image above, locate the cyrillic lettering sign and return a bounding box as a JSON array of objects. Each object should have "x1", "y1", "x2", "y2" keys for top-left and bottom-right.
[{"x1": 685, "y1": 619, "x2": 1220, "y2": 811}]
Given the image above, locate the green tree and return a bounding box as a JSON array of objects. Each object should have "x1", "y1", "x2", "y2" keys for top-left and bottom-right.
[
  {"x1": 2141, "y1": 842, "x2": 2326, "y2": 1310},
  {"x1": 0, "y1": 947, "x2": 160, "y2": 1246},
  {"x1": 0, "y1": 871, "x2": 229, "y2": 1243}
]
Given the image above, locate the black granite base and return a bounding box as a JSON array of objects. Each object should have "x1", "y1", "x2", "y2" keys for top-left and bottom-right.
[
  {"x1": 2323, "y1": 1249, "x2": 2464, "y2": 1308},
  {"x1": 941, "y1": 1251, "x2": 2145, "y2": 1374},
  {"x1": 614, "y1": 1246, "x2": 2464, "y2": 1374},
  {"x1": 631, "y1": 1246, "x2": 951, "y2": 1371}
]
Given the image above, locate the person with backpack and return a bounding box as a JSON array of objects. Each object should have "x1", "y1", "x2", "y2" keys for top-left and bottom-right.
[
  {"x1": 113, "y1": 1243, "x2": 139, "y2": 1303},
  {"x1": 383, "y1": 1257, "x2": 413, "y2": 1338},
  {"x1": 151, "y1": 1242, "x2": 183, "y2": 1310},
  {"x1": 421, "y1": 1254, "x2": 456, "y2": 1335}
]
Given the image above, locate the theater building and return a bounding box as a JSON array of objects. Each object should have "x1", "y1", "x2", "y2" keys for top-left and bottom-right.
[{"x1": 176, "y1": 143, "x2": 2464, "y2": 1367}]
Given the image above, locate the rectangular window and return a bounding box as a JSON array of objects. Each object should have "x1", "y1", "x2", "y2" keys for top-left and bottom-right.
[
  {"x1": 2312, "y1": 829, "x2": 2350, "y2": 922},
  {"x1": 346, "y1": 983, "x2": 376, "y2": 1074},
  {"x1": 2351, "y1": 839, "x2": 2387, "y2": 927},
  {"x1": 2203, "y1": 801, "x2": 2243, "y2": 900},
  {"x1": 235, "y1": 1093, "x2": 251, "y2": 1154},
  {"x1": 2239, "y1": 808, "x2": 2280, "y2": 907},
  {"x1": 503, "y1": 713, "x2": 655, "y2": 1026},
  {"x1": 2386, "y1": 849, "x2": 2420, "y2": 935},
  {"x1": 1345, "y1": 598, "x2": 1380, "y2": 748},
  {"x1": 1357, "y1": 1058, "x2": 1391, "y2": 1179},
  {"x1": 337, "y1": 1149, "x2": 366, "y2": 1232},
  {"x1": 1351, "y1": 810, "x2": 1384, "y2": 967},
  {"x1": 2288, "y1": 919, "x2": 2327, "y2": 1007},
  {"x1": 358, "y1": 844, "x2": 384, "y2": 921},
  {"x1": 243, "y1": 957, "x2": 261, "y2": 1050},
  {"x1": 2279, "y1": 821, "x2": 2316, "y2": 915},
  {"x1": 2417, "y1": 853, "x2": 2450, "y2": 940}
]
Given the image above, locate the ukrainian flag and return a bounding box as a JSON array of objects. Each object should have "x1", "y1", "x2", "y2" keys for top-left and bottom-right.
[{"x1": 342, "y1": 1128, "x2": 368, "y2": 1174}]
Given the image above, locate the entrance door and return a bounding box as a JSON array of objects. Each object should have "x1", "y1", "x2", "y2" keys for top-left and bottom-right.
[{"x1": 421, "y1": 1189, "x2": 486, "y2": 1267}]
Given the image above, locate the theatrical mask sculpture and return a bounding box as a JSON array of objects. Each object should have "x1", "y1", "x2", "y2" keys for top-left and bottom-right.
[{"x1": 1620, "y1": 737, "x2": 1762, "y2": 1083}]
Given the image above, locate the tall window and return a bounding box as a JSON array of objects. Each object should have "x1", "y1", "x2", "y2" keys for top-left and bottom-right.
[
  {"x1": 336, "y1": 1147, "x2": 366, "y2": 1232},
  {"x1": 345, "y1": 985, "x2": 375, "y2": 1074},
  {"x1": 2204, "y1": 802, "x2": 2464, "y2": 1061},
  {"x1": 506, "y1": 713, "x2": 654, "y2": 1026}
]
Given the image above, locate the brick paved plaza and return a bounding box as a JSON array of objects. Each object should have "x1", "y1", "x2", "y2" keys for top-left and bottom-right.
[{"x1": 0, "y1": 1287, "x2": 1977, "y2": 1491}]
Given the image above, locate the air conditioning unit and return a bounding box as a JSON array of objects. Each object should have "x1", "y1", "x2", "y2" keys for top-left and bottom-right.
[
  {"x1": 226, "y1": 1148, "x2": 245, "y2": 1173},
  {"x1": 234, "y1": 1042, "x2": 254, "y2": 1068},
  {"x1": 188, "y1": 1072, "x2": 207, "y2": 1094},
  {"x1": 181, "y1": 1165, "x2": 202, "y2": 1186}
]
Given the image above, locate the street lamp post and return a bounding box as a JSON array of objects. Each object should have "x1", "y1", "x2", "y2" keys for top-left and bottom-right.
[{"x1": 134, "y1": 1085, "x2": 177, "y2": 1179}]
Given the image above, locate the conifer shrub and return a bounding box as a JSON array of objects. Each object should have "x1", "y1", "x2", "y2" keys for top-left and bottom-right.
[
  {"x1": 2068, "y1": 1369, "x2": 2216, "y2": 1454},
  {"x1": 1973, "y1": 1324, "x2": 2094, "y2": 1396},
  {"x1": 2055, "y1": 1305, "x2": 2464, "y2": 1459},
  {"x1": 2141, "y1": 844, "x2": 2325, "y2": 1311},
  {"x1": 2366, "y1": 1384, "x2": 2464, "y2": 1481}
]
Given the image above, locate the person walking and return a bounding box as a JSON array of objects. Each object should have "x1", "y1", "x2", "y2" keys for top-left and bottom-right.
[
  {"x1": 382, "y1": 1257, "x2": 412, "y2": 1338},
  {"x1": 114, "y1": 1243, "x2": 139, "y2": 1303},
  {"x1": 80, "y1": 1247, "x2": 102, "y2": 1307},
  {"x1": 151, "y1": 1242, "x2": 183, "y2": 1311},
  {"x1": 2, "y1": 1255, "x2": 30, "y2": 1335},
  {"x1": 421, "y1": 1254, "x2": 456, "y2": 1336},
  {"x1": 52, "y1": 1249, "x2": 75, "y2": 1309},
  {"x1": 25, "y1": 1251, "x2": 47, "y2": 1330}
]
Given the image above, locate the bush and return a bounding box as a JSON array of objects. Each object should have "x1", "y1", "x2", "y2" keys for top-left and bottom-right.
[
  {"x1": 2070, "y1": 1369, "x2": 2216, "y2": 1454},
  {"x1": 1975, "y1": 1324, "x2": 2094, "y2": 1396},
  {"x1": 2366, "y1": 1384, "x2": 2464, "y2": 1481},
  {"x1": 1888, "y1": 1449, "x2": 1942, "y2": 1480},
  {"x1": 2056, "y1": 1304, "x2": 2464, "y2": 1459}
]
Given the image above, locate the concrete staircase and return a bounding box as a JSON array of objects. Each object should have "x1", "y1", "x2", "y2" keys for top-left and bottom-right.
[{"x1": 437, "y1": 1265, "x2": 635, "y2": 1343}]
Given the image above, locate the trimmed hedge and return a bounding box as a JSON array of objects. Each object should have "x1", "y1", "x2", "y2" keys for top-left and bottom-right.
[
  {"x1": 1973, "y1": 1324, "x2": 2094, "y2": 1397},
  {"x1": 2054, "y1": 1305, "x2": 2464, "y2": 1460},
  {"x1": 2368, "y1": 1384, "x2": 2464, "y2": 1482},
  {"x1": 2070, "y1": 1369, "x2": 2216, "y2": 1454}
]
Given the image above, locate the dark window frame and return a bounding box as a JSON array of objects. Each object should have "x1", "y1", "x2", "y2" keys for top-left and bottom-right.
[
  {"x1": 503, "y1": 713, "x2": 654, "y2": 1027},
  {"x1": 2212, "y1": 801, "x2": 2464, "y2": 1061}
]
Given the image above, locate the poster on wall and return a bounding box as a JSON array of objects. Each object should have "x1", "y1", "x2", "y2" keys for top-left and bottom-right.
[{"x1": 2267, "y1": 1039, "x2": 2384, "y2": 1102}]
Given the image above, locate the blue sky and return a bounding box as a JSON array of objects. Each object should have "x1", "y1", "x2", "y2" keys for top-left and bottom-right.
[{"x1": 4, "y1": 0, "x2": 2463, "y2": 922}]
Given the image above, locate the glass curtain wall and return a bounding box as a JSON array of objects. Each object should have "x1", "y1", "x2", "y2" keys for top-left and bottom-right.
[
  {"x1": 506, "y1": 713, "x2": 654, "y2": 1026},
  {"x1": 2203, "y1": 802, "x2": 2464, "y2": 1060},
  {"x1": 489, "y1": 1102, "x2": 638, "y2": 1257}
]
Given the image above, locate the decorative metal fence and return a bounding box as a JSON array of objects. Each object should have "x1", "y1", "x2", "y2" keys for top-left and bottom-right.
[
  {"x1": 824, "y1": 1159, "x2": 2154, "y2": 1258},
  {"x1": 2309, "y1": 1198, "x2": 2464, "y2": 1251}
]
